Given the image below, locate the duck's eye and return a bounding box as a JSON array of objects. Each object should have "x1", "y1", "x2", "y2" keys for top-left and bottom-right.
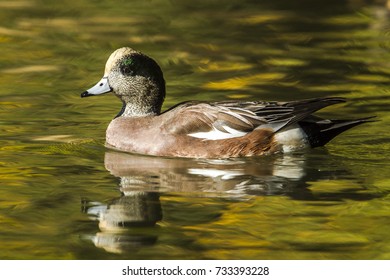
[{"x1": 120, "y1": 58, "x2": 135, "y2": 76}]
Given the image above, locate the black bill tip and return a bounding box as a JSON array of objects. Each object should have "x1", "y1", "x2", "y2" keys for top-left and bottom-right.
[{"x1": 81, "y1": 91, "x2": 92, "y2": 98}]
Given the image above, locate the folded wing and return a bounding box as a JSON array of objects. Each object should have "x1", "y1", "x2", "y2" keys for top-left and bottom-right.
[{"x1": 161, "y1": 97, "x2": 347, "y2": 140}]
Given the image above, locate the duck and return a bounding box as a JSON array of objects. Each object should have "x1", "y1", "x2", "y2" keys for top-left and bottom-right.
[{"x1": 81, "y1": 47, "x2": 373, "y2": 158}]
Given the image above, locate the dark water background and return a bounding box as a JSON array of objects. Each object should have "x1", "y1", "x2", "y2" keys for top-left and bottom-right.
[{"x1": 0, "y1": 0, "x2": 390, "y2": 259}]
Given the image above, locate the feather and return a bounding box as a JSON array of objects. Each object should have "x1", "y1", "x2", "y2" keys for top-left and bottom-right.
[{"x1": 161, "y1": 97, "x2": 349, "y2": 140}]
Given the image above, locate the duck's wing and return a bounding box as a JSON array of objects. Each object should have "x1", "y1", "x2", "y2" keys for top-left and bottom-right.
[
  {"x1": 215, "y1": 97, "x2": 346, "y2": 128},
  {"x1": 161, "y1": 101, "x2": 264, "y2": 140},
  {"x1": 161, "y1": 97, "x2": 346, "y2": 140}
]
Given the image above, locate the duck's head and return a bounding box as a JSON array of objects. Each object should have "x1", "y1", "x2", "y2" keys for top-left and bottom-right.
[{"x1": 81, "y1": 47, "x2": 165, "y2": 117}]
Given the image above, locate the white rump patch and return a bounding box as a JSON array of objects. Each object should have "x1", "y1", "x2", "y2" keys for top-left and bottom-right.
[
  {"x1": 188, "y1": 125, "x2": 247, "y2": 140},
  {"x1": 274, "y1": 125, "x2": 309, "y2": 152}
]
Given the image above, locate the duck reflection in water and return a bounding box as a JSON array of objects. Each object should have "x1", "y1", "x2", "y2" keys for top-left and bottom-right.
[
  {"x1": 82, "y1": 189, "x2": 162, "y2": 254},
  {"x1": 82, "y1": 149, "x2": 342, "y2": 254},
  {"x1": 104, "y1": 151, "x2": 310, "y2": 196}
]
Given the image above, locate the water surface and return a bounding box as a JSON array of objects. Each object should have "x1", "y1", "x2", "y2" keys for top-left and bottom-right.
[{"x1": 0, "y1": 0, "x2": 390, "y2": 259}]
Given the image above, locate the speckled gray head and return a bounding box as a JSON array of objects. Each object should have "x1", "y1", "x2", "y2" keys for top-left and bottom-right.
[{"x1": 81, "y1": 47, "x2": 166, "y2": 117}]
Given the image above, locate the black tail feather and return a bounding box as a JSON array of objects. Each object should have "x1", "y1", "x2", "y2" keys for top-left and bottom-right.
[{"x1": 299, "y1": 116, "x2": 376, "y2": 148}]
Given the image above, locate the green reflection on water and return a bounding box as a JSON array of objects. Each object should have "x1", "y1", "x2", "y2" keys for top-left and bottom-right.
[{"x1": 0, "y1": 0, "x2": 390, "y2": 259}]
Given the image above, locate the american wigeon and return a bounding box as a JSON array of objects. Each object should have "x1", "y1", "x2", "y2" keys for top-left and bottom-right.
[{"x1": 81, "y1": 47, "x2": 373, "y2": 158}]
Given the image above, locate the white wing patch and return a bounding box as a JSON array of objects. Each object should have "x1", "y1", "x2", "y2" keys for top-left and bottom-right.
[
  {"x1": 188, "y1": 168, "x2": 244, "y2": 179},
  {"x1": 188, "y1": 125, "x2": 247, "y2": 140}
]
